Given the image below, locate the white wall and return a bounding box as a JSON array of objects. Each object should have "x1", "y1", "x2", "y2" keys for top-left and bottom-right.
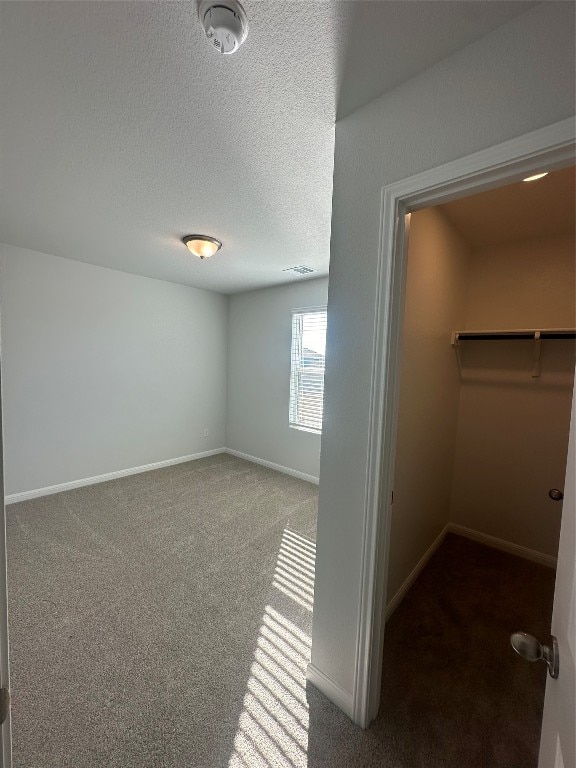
[
  {"x1": 451, "y1": 234, "x2": 575, "y2": 557},
  {"x1": 227, "y1": 278, "x2": 328, "y2": 480},
  {"x1": 312, "y1": 2, "x2": 575, "y2": 704},
  {"x1": 0, "y1": 244, "x2": 228, "y2": 495},
  {"x1": 388, "y1": 208, "x2": 470, "y2": 600}
]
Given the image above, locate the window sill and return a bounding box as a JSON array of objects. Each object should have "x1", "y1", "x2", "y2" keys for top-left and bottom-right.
[{"x1": 289, "y1": 424, "x2": 322, "y2": 435}]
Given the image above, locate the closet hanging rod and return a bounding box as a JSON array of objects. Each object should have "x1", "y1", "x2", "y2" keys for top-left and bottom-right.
[
  {"x1": 451, "y1": 328, "x2": 576, "y2": 345},
  {"x1": 451, "y1": 328, "x2": 576, "y2": 378}
]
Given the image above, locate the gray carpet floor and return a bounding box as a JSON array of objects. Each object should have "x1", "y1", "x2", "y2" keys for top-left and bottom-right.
[{"x1": 6, "y1": 455, "x2": 554, "y2": 767}]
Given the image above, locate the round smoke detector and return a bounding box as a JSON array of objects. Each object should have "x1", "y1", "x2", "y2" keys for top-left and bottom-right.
[{"x1": 198, "y1": 1, "x2": 248, "y2": 55}]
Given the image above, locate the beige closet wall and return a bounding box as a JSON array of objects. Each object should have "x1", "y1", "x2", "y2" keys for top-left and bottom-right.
[
  {"x1": 387, "y1": 208, "x2": 470, "y2": 599},
  {"x1": 450, "y1": 234, "x2": 576, "y2": 557}
]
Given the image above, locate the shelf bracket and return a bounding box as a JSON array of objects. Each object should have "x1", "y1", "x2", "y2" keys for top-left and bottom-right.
[
  {"x1": 451, "y1": 331, "x2": 463, "y2": 376},
  {"x1": 532, "y1": 331, "x2": 542, "y2": 378}
]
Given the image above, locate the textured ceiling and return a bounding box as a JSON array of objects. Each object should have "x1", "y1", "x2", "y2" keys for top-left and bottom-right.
[
  {"x1": 439, "y1": 166, "x2": 576, "y2": 248},
  {"x1": 0, "y1": 1, "x2": 536, "y2": 294}
]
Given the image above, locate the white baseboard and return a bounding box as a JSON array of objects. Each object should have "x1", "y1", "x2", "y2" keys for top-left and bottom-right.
[
  {"x1": 384, "y1": 521, "x2": 556, "y2": 620},
  {"x1": 6, "y1": 447, "x2": 319, "y2": 505},
  {"x1": 5, "y1": 448, "x2": 226, "y2": 505},
  {"x1": 385, "y1": 524, "x2": 449, "y2": 620},
  {"x1": 224, "y1": 448, "x2": 319, "y2": 485},
  {"x1": 306, "y1": 663, "x2": 354, "y2": 720},
  {"x1": 447, "y1": 523, "x2": 557, "y2": 569}
]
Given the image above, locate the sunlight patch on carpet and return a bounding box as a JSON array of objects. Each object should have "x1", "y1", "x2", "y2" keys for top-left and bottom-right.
[{"x1": 228, "y1": 529, "x2": 316, "y2": 767}]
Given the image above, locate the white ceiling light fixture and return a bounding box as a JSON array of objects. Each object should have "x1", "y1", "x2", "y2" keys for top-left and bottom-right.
[
  {"x1": 522, "y1": 172, "x2": 549, "y2": 182},
  {"x1": 182, "y1": 235, "x2": 222, "y2": 259},
  {"x1": 198, "y1": 0, "x2": 248, "y2": 55}
]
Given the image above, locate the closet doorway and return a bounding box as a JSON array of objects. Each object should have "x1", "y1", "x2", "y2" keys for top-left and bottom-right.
[{"x1": 382, "y1": 166, "x2": 575, "y2": 766}]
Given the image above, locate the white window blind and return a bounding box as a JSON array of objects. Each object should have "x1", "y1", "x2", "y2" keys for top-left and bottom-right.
[{"x1": 289, "y1": 308, "x2": 327, "y2": 433}]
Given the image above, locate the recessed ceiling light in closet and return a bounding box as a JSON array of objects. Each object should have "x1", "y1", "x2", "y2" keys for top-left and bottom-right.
[{"x1": 522, "y1": 172, "x2": 549, "y2": 182}]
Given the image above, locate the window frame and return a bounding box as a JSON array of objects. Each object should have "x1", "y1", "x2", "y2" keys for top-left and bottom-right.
[{"x1": 289, "y1": 306, "x2": 327, "y2": 435}]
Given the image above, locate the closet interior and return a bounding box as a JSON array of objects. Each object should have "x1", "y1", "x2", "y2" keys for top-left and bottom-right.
[{"x1": 387, "y1": 165, "x2": 576, "y2": 606}]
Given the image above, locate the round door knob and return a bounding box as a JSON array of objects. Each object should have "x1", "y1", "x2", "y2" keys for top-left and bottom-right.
[
  {"x1": 511, "y1": 632, "x2": 543, "y2": 661},
  {"x1": 510, "y1": 632, "x2": 559, "y2": 679},
  {"x1": 549, "y1": 489, "x2": 564, "y2": 501}
]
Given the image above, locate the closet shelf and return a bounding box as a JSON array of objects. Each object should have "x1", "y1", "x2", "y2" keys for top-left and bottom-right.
[
  {"x1": 451, "y1": 328, "x2": 576, "y2": 378},
  {"x1": 451, "y1": 329, "x2": 576, "y2": 344}
]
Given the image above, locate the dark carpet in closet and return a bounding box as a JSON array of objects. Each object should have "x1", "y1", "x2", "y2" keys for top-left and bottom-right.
[
  {"x1": 377, "y1": 533, "x2": 556, "y2": 767},
  {"x1": 306, "y1": 534, "x2": 556, "y2": 767}
]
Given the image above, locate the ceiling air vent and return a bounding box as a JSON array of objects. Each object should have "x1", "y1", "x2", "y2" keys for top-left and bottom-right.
[{"x1": 283, "y1": 265, "x2": 317, "y2": 276}]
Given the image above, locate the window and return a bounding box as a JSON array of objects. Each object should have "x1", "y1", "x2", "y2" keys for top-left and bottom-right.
[{"x1": 289, "y1": 308, "x2": 327, "y2": 433}]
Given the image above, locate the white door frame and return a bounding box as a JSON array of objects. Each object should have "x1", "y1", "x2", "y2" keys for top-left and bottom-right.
[
  {"x1": 0, "y1": 350, "x2": 11, "y2": 767},
  {"x1": 353, "y1": 117, "x2": 576, "y2": 728}
]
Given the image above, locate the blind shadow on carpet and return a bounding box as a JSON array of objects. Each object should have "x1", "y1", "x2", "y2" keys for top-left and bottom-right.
[{"x1": 7, "y1": 455, "x2": 554, "y2": 767}]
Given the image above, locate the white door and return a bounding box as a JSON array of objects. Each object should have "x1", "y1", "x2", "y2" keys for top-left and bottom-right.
[
  {"x1": 538, "y1": 375, "x2": 576, "y2": 768},
  {"x1": 0, "y1": 356, "x2": 12, "y2": 768}
]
